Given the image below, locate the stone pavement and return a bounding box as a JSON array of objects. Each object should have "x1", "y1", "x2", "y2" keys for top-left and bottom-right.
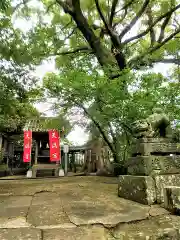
[{"x1": 0, "y1": 176, "x2": 180, "y2": 239}]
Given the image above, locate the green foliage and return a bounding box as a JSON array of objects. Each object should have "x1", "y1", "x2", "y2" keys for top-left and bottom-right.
[
  {"x1": 11, "y1": 0, "x2": 180, "y2": 76},
  {"x1": 0, "y1": 3, "x2": 42, "y2": 133},
  {"x1": 4, "y1": 0, "x2": 179, "y2": 164},
  {"x1": 0, "y1": 0, "x2": 9, "y2": 11},
  {"x1": 43, "y1": 62, "x2": 180, "y2": 162}
]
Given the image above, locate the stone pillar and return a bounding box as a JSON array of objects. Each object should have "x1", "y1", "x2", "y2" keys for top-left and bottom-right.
[
  {"x1": 8, "y1": 142, "x2": 14, "y2": 158},
  {"x1": 0, "y1": 134, "x2": 3, "y2": 163},
  {"x1": 87, "y1": 149, "x2": 92, "y2": 172},
  {"x1": 72, "y1": 152, "x2": 76, "y2": 172},
  {"x1": 3, "y1": 138, "x2": 8, "y2": 153},
  {"x1": 34, "y1": 140, "x2": 39, "y2": 165},
  {"x1": 0, "y1": 134, "x2": 2, "y2": 152}
]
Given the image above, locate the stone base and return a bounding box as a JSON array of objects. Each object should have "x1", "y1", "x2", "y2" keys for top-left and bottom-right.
[
  {"x1": 127, "y1": 155, "x2": 180, "y2": 176},
  {"x1": 31, "y1": 164, "x2": 60, "y2": 178},
  {"x1": 26, "y1": 169, "x2": 32, "y2": 178},
  {"x1": 164, "y1": 186, "x2": 180, "y2": 214},
  {"x1": 118, "y1": 174, "x2": 180, "y2": 205},
  {"x1": 155, "y1": 174, "x2": 180, "y2": 203},
  {"x1": 59, "y1": 169, "x2": 65, "y2": 177},
  {"x1": 118, "y1": 175, "x2": 156, "y2": 205}
]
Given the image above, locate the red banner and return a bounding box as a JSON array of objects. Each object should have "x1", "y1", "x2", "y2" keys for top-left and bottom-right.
[
  {"x1": 48, "y1": 130, "x2": 61, "y2": 162},
  {"x1": 23, "y1": 130, "x2": 32, "y2": 163}
]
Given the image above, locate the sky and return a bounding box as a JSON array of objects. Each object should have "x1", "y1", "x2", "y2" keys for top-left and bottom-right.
[{"x1": 12, "y1": 0, "x2": 173, "y2": 145}]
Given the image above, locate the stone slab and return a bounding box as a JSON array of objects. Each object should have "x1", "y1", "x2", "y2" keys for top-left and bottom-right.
[
  {"x1": 118, "y1": 175, "x2": 156, "y2": 205},
  {"x1": 0, "y1": 196, "x2": 32, "y2": 220},
  {"x1": 63, "y1": 199, "x2": 150, "y2": 227},
  {"x1": 154, "y1": 174, "x2": 180, "y2": 203},
  {"x1": 112, "y1": 215, "x2": 180, "y2": 240},
  {"x1": 43, "y1": 225, "x2": 110, "y2": 240},
  {"x1": 0, "y1": 228, "x2": 41, "y2": 240},
  {"x1": 0, "y1": 217, "x2": 31, "y2": 228},
  {"x1": 132, "y1": 141, "x2": 180, "y2": 156},
  {"x1": 164, "y1": 186, "x2": 180, "y2": 213},
  {"x1": 0, "y1": 176, "x2": 171, "y2": 232},
  {"x1": 127, "y1": 155, "x2": 180, "y2": 176},
  {"x1": 27, "y1": 192, "x2": 70, "y2": 226}
]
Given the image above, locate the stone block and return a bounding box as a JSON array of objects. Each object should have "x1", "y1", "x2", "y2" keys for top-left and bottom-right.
[
  {"x1": 26, "y1": 169, "x2": 32, "y2": 178},
  {"x1": 154, "y1": 174, "x2": 180, "y2": 203},
  {"x1": 127, "y1": 155, "x2": 180, "y2": 176},
  {"x1": 118, "y1": 175, "x2": 156, "y2": 205},
  {"x1": 132, "y1": 139, "x2": 180, "y2": 156},
  {"x1": 31, "y1": 164, "x2": 60, "y2": 178},
  {"x1": 164, "y1": 186, "x2": 180, "y2": 213},
  {"x1": 59, "y1": 169, "x2": 65, "y2": 176}
]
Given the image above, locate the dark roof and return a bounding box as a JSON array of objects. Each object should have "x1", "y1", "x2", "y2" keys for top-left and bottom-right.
[{"x1": 23, "y1": 117, "x2": 64, "y2": 132}]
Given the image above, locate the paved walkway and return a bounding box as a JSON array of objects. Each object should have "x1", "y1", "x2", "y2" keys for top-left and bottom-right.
[{"x1": 0, "y1": 176, "x2": 180, "y2": 239}]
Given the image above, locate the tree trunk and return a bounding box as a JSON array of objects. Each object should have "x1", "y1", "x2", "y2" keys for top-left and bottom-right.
[
  {"x1": 82, "y1": 140, "x2": 114, "y2": 176},
  {"x1": 59, "y1": 0, "x2": 122, "y2": 78}
]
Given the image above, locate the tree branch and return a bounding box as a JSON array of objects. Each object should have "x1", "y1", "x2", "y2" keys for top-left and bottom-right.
[
  {"x1": 158, "y1": 14, "x2": 172, "y2": 43},
  {"x1": 64, "y1": 27, "x2": 77, "y2": 40},
  {"x1": 56, "y1": 0, "x2": 114, "y2": 68},
  {"x1": 56, "y1": 0, "x2": 73, "y2": 13},
  {"x1": 94, "y1": 0, "x2": 120, "y2": 47},
  {"x1": 123, "y1": 3, "x2": 180, "y2": 44},
  {"x1": 75, "y1": 101, "x2": 116, "y2": 154},
  {"x1": 114, "y1": 0, "x2": 135, "y2": 16},
  {"x1": 129, "y1": 27, "x2": 180, "y2": 68},
  {"x1": 112, "y1": 1, "x2": 133, "y2": 30},
  {"x1": 149, "y1": 27, "x2": 180, "y2": 54},
  {"x1": 94, "y1": 0, "x2": 110, "y2": 33},
  {"x1": 146, "y1": 7, "x2": 155, "y2": 46},
  {"x1": 46, "y1": 1, "x2": 56, "y2": 13},
  {"x1": 119, "y1": 0, "x2": 150, "y2": 40},
  {"x1": 109, "y1": 0, "x2": 119, "y2": 26},
  {"x1": 121, "y1": 0, "x2": 135, "y2": 11},
  {"x1": 61, "y1": 19, "x2": 73, "y2": 32},
  {"x1": 55, "y1": 46, "x2": 92, "y2": 55},
  {"x1": 152, "y1": 58, "x2": 180, "y2": 65}
]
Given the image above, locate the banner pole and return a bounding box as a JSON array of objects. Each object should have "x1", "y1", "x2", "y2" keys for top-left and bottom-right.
[{"x1": 64, "y1": 152, "x2": 68, "y2": 176}]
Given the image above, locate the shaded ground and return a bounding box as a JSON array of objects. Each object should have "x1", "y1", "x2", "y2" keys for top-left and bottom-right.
[{"x1": 0, "y1": 176, "x2": 180, "y2": 239}]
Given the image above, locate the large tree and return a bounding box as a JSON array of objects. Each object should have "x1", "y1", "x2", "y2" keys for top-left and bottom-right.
[
  {"x1": 12, "y1": 0, "x2": 180, "y2": 172},
  {"x1": 14, "y1": 0, "x2": 180, "y2": 77}
]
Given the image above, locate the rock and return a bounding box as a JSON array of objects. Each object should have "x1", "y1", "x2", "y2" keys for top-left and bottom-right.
[
  {"x1": 154, "y1": 174, "x2": 180, "y2": 203},
  {"x1": 164, "y1": 186, "x2": 180, "y2": 214},
  {"x1": 118, "y1": 175, "x2": 156, "y2": 205}
]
